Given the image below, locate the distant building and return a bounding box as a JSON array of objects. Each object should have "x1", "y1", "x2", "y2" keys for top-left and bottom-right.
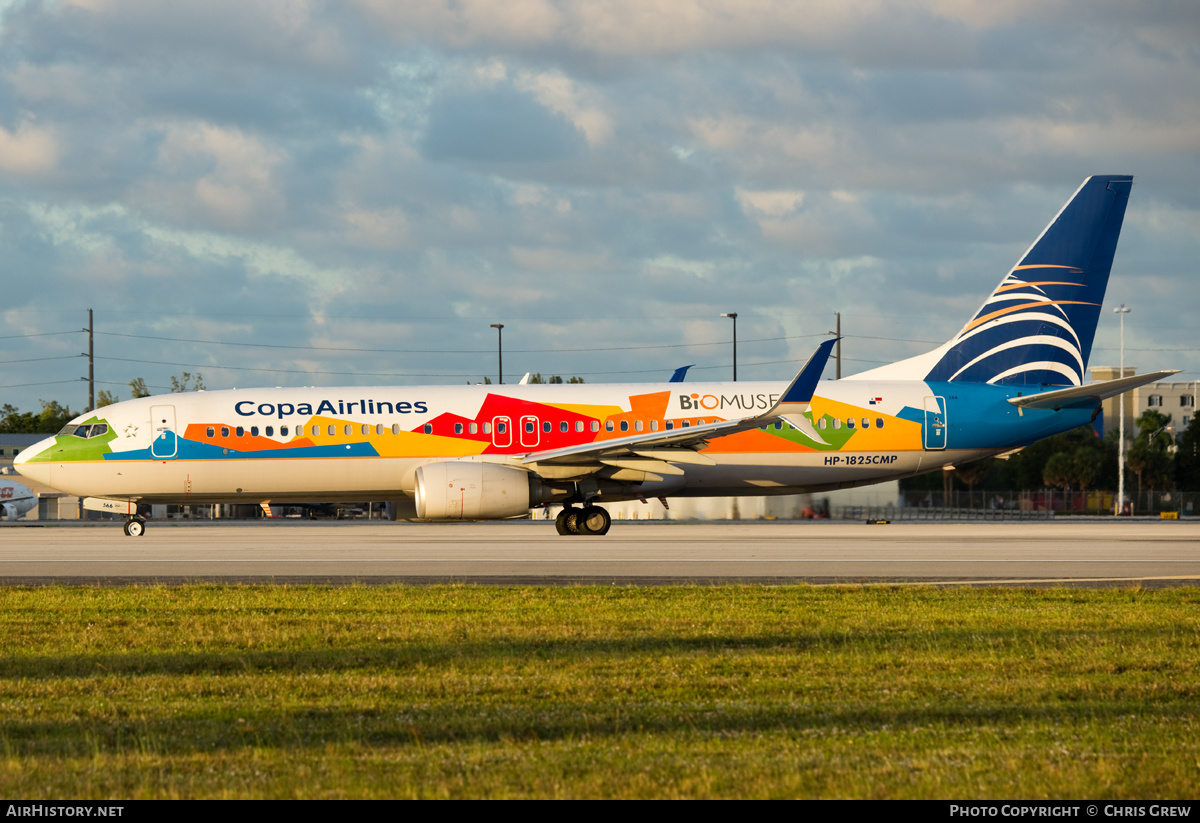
[
  {"x1": 1091, "y1": 367, "x2": 1196, "y2": 439},
  {"x1": 0, "y1": 433, "x2": 45, "y2": 462}
]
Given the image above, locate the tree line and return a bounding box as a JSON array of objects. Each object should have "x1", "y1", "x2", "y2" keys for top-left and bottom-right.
[{"x1": 0, "y1": 373, "x2": 204, "y2": 434}]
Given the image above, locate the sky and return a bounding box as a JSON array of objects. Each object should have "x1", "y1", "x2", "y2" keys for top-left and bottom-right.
[{"x1": 2, "y1": 0, "x2": 1198, "y2": 416}]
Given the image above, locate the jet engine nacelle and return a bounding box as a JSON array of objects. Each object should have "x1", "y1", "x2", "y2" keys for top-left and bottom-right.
[
  {"x1": 2, "y1": 499, "x2": 34, "y2": 520},
  {"x1": 414, "y1": 462, "x2": 542, "y2": 520}
]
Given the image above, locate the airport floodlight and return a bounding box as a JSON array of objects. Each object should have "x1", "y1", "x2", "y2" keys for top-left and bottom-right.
[{"x1": 1114, "y1": 305, "x2": 1131, "y2": 515}]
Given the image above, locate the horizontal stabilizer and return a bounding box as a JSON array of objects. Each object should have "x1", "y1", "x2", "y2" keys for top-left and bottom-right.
[{"x1": 1007, "y1": 370, "x2": 1180, "y2": 410}]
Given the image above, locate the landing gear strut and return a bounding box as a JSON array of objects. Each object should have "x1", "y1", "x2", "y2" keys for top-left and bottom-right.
[
  {"x1": 123, "y1": 517, "x2": 146, "y2": 537},
  {"x1": 555, "y1": 505, "x2": 611, "y2": 536}
]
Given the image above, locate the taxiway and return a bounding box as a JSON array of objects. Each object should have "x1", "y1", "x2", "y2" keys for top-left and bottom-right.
[{"x1": 2, "y1": 519, "x2": 1198, "y2": 586}]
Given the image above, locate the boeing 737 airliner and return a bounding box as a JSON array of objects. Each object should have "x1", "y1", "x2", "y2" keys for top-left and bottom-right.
[{"x1": 15, "y1": 175, "x2": 1175, "y2": 536}]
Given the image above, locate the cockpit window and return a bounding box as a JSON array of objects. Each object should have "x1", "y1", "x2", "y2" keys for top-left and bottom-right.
[{"x1": 62, "y1": 424, "x2": 108, "y2": 439}]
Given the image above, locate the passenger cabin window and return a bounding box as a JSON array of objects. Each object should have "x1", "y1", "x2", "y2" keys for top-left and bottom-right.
[
  {"x1": 861, "y1": 418, "x2": 870, "y2": 429},
  {"x1": 666, "y1": 421, "x2": 674, "y2": 430},
  {"x1": 605, "y1": 421, "x2": 614, "y2": 432},
  {"x1": 312, "y1": 425, "x2": 320, "y2": 436},
  {"x1": 236, "y1": 427, "x2": 244, "y2": 437},
  {"x1": 525, "y1": 421, "x2": 535, "y2": 433},
  {"x1": 832, "y1": 419, "x2": 841, "y2": 430},
  {"x1": 620, "y1": 421, "x2": 629, "y2": 432},
  {"x1": 361, "y1": 424, "x2": 369, "y2": 435},
  {"x1": 846, "y1": 419, "x2": 855, "y2": 429},
  {"x1": 543, "y1": 421, "x2": 551, "y2": 433},
  {"x1": 470, "y1": 423, "x2": 478, "y2": 434},
  {"x1": 590, "y1": 421, "x2": 599, "y2": 432},
  {"x1": 560, "y1": 421, "x2": 569, "y2": 433},
  {"x1": 206, "y1": 426, "x2": 215, "y2": 438},
  {"x1": 483, "y1": 422, "x2": 492, "y2": 434},
  {"x1": 575, "y1": 421, "x2": 584, "y2": 432},
  {"x1": 876, "y1": 418, "x2": 884, "y2": 428},
  {"x1": 222, "y1": 427, "x2": 230, "y2": 437},
  {"x1": 376, "y1": 424, "x2": 384, "y2": 435},
  {"x1": 281, "y1": 426, "x2": 289, "y2": 436},
  {"x1": 818, "y1": 418, "x2": 827, "y2": 430},
  {"x1": 635, "y1": 420, "x2": 643, "y2": 432},
  {"x1": 327, "y1": 425, "x2": 336, "y2": 436},
  {"x1": 424, "y1": 423, "x2": 433, "y2": 434},
  {"x1": 266, "y1": 426, "x2": 274, "y2": 436},
  {"x1": 650, "y1": 421, "x2": 659, "y2": 431},
  {"x1": 392, "y1": 424, "x2": 401, "y2": 435},
  {"x1": 496, "y1": 422, "x2": 506, "y2": 434},
  {"x1": 251, "y1": 426, "x2": 259, "y2": 437}
]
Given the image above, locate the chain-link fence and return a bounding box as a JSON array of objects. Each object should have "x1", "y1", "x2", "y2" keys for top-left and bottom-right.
[{"x1": 842, "y1": 490, "x2": 1200, "y2": 520}]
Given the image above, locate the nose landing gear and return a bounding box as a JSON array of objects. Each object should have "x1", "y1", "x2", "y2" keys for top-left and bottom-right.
[{"x1": 123, "y1": 517, "x2": 146, "y2": 537}]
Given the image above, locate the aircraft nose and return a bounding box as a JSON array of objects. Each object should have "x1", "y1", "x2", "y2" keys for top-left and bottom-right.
[{"x1": 12, "y1": 437, "x2": 55, "y2": 485}]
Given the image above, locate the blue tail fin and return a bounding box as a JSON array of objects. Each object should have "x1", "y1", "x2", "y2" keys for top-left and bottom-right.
[
  {"x1": 925, "y1": 175, "x2": 1133, "y2": 386},
  {"x1": 853, "y1": 176, "x2": 1133, "y2": 386}
]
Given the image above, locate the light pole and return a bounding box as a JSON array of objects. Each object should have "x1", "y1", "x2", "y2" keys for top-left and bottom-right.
[
  {"x1": 721, "y1": 312, "x2": 738, "y2": 381},
  {"x1": 490, "y1": 324, "x2": 504, "y2": 385},
  {"x1": 1114, "y1": 304, "x2": 1130, "y2": 516}
]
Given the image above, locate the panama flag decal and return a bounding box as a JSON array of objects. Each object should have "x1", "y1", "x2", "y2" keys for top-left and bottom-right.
[{"x1": 868, "y1": 396, "x2": 883, "y2": 405}]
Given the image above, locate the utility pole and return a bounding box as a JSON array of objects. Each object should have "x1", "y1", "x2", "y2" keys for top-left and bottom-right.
[
  {"x1": 490, "y1": 324, "x2": 504, "y2": 385},
  {"x1": 835, "y1": 312, "x2": 842, "y2": 379},
  {"x1": 720, "y1": 313, "x2": 738, "y2": 381},
  {"x1": 86, "y1": 308, "x2": 94, "y2": 411}
]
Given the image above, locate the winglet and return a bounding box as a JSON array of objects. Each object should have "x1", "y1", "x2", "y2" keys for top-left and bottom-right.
[
  {"x1": 669, "y1": 365, "x2": 694, "y2": 383},
  {"x1": 770, "y1": 338, "x2": 837, "y2": 412}
]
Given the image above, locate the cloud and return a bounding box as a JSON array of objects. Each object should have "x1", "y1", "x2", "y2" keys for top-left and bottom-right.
[
  {"x1": 421, "y1": 83, "x2": 587, "y2": 163},
  {"x1": 0, "y1": 119, "x2": 57, "y2": 177},
  {"x1": 132, "y1": 122, "x2": 288, "y2": 232},
  {"x1": 1, "y1": 0, "x2": 1199, "y2": 412}
]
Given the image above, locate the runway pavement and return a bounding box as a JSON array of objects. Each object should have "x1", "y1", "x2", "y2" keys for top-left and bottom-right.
[{"x1": 2, "y1": 518, "x2": 1199, "y2": 586}]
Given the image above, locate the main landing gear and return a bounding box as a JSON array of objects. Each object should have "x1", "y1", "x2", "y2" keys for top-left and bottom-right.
[
  {"x1": 123, "y1": 517, "x2": 146, "y2": 537},
  {"x1": 555, "y1": 505, "x2": 611, "y2": 536}
]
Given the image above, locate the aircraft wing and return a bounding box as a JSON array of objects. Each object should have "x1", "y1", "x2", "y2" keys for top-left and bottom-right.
[
  {"x1": 522, "y1": 338, "x2": 837, "y2": 471},
  {"x1": 1007, "y1": 370, "x2": 1180, "y2": 411}
]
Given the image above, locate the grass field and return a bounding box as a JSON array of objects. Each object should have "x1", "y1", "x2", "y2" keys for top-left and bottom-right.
[{"x1": 1, "y1": 584, "x2": 1198, "y2": 799}]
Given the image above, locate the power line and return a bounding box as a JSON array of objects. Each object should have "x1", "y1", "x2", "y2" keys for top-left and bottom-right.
[
  {"x1": 0, "y1": 355, "x2": 83, "y2": 365},
  {"x1": 0, "y1": 379, "x2": 85, "y2": 390},
  {"x1": 92, "y1": 330, "x2": 830, "y2": 355},
  {"x1": 0, "y1": 331, "x2": 80, "y2": 340}
]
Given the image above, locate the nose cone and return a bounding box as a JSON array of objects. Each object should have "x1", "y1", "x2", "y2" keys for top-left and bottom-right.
[{"x1": 13, "y1": 436, "x2": 56, "y2": 486}]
